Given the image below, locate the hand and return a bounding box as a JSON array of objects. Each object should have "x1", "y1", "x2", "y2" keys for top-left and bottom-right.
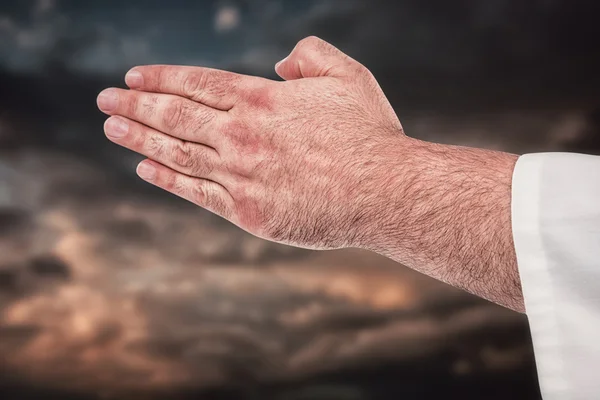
[
  {"x1": 97, "y1": 36, "x2": 523, "y2": 312},
  {"x1": 97, "y1": 36, "x2": 406, "y2": 250}
]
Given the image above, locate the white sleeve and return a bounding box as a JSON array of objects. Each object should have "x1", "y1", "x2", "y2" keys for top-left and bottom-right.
[{"x1": 512, "y1": 152, "x2": 600, "y2": 400}]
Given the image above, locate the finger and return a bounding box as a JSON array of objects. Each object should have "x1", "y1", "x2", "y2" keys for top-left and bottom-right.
[
  {"x1": 136, "y1": 159, "x2": 235, "y2": 221},
  {"x1": 104, "y1": 116, "x2": 222, "y2": 180},
  {"x1": 125, "y1": 65, "x2": 243, "y2": 111},
  {"x1": 275, "y1": 36, "x2": 359, "y2": 80},
  {"x1": 97, "y1": 88, "x2": 226, "y2": 148}
]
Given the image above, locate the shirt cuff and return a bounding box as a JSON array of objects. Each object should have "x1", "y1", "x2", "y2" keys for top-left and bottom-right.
[
  {"x1": 512, "y1": 152, "x2": 600, "y2": 400},
  {"x1": 512, "y1": 153, "x2": 568, "y2": 399}
]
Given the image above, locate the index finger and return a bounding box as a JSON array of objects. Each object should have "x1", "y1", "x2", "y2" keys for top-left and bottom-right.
[{"x1": 125, "y1": 65, "x2": 243, "y2": 111}]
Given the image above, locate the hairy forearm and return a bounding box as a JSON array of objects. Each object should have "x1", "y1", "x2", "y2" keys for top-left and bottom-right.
[{"x1": 365, "y1": 137, "x2": 523, "y2": 312}]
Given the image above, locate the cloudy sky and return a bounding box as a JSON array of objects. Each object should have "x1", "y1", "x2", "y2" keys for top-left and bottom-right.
[
  {"x1": 1, "y1": 0, "x2": 598, "y2": 81},
  {"x1": 1, "y1": 0, "x2": 598, "y2": 126},
  {"x1": 0, "y1": 149, "x2": 534, "y2": 397},
  {"x1": 0, "y1": 0, "x2": 320, "y2": 74}
]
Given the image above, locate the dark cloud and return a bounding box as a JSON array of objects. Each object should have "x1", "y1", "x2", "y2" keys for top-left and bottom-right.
[
  {"x1": 224, "y1": 1, "x2": 600, "y2": 78},
  {"x1": 28, "y1": 254, "x2": 71, "y2": 280},
  {"x1": 3, "y1": 0, "x2": 600, "y2": 92},
  {"x1": 0, "y1": 209, "x2": 30, "y2": 236}
]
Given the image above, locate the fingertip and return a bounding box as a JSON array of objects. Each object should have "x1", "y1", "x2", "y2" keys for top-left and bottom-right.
[
  {"x1": 125, "y1": 68, "x2": 144, "y2": 88},
  {"x1": 97, "y1": 88, "x2": 119, "y2": 112},
  {"x1": 137, "y1": 160, "x2": 156, "y2": 181},
  {"x1": 104, "y1": 116, "x2": 129, "y2": 139}
]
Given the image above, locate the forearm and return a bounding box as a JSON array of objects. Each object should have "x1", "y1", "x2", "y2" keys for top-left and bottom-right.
[{"x1": 365, "y1": 137, "x2": 523, "y2": 312}]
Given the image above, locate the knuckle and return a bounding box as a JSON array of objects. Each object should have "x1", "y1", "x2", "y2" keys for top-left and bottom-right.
[
  {"x1": 175, "y1": 145, "x2": 215, "y2": 177},
  {"x1": 143, "y1": 100, "x2": 159, "y2": 120},
  {"x1": 298, "y1": 35, "x2": 322, "y2": 51},
  {"x1": 172, "y1": 141, "x2": 193, "y2": 169},
  {"x1": 182, "y1": 72, "x2": 205, "y2": 99},
  {"x1": 173, "y1": 177, "x2": 189, "y2": 196},
  {"x1": 194, "y1": 149, "x2": 215, "y2": 176},
  {"x1": 147, "y1": 134, "x2": 166, "y2": 158},
  {"x1": 191, "y1": 182, "x2": 208, "y2": 205},
  {"x1": 182, "y1": 69, "x2": 243, "y2": 106},
  {"x1": 193, "y1": 107, "x2": 216, "y2": 128},
  {"x1": 163, "y1": 99, "x2": 185, "y2": 130}
]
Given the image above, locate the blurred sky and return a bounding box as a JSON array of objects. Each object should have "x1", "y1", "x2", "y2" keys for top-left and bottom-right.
[
  {"x1": 0, "y1": 0, "x2": 333, "y2": 74},
  {"x1": 1, "y1": 0, "x2": 598, "y2": 82},
  {"x1": 1, "y1": 0, "x2": 599, "y2": 129}
]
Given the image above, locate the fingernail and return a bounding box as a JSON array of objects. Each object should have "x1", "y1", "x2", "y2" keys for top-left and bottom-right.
[
  {"x1": 137, "y1": 161, "x2": 156, "y2": 181},
  {"x1": 97, "y1": 89, "x2": 118, "y2": 112},
  {"x1": 125, "y1": 69, "x2": 143, "y2": 88},
  {"x1": 105, "y1": 117, "x2": 128, "y2": 139}
]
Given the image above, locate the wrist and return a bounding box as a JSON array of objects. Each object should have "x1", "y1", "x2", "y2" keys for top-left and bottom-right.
[
  {"x1": 350, "y1": 135, "x2": 426, "y2": 251},
  {"x1": 360, "y1": 137, "x2": 523, "y2": 310}
]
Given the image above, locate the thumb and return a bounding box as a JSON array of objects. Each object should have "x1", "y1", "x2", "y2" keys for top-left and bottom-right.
[{"x1": 275, "y1": 36, "x2": 357, "y2": 80}]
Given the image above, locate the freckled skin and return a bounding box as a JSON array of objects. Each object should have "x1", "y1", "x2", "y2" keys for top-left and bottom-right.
[{"x1": 98, "y1": 36, "x2": 524, "y2": 312}]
